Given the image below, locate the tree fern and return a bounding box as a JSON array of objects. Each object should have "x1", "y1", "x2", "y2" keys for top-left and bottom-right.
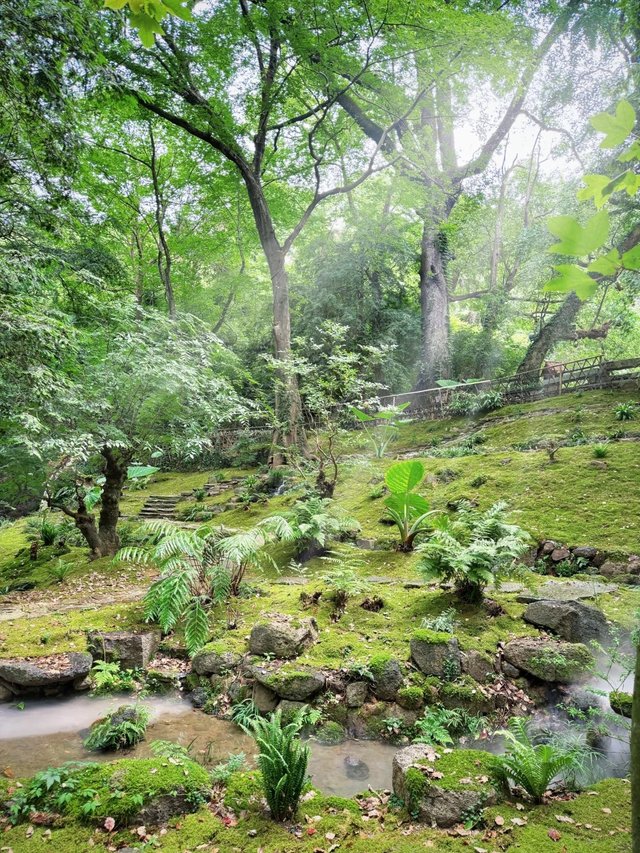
[{"x1": 184, "y1": 597, "x2": 210, "y2": 656}]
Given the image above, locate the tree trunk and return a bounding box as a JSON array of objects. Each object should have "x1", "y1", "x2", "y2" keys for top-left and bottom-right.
[
  {"x1": 97, "y1": 447, "x2": 129, "y2": 555},
  {"x1": 632, "y1": 641, "x2": 640, "y2": 853},
  {"x1": 516, "y1": 292, "x2": 582, "y2": 376},
  {"x1": 416, "y1": 221, "x2": 451, "y2": 389}
]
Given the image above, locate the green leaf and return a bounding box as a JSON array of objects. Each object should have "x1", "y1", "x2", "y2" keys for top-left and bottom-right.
[
  {"x1": 384, "y1": 460, "x2": 424, "y2": 494},
  {"x1": 587, "y1": 250, "x2": 620, "y2": 276},
  {"x1": 127, "y1": 465, "x2": 160, "y2": 479},
  {"x1": 590, "y1": 100, "x2": 636, "y2": 148},
  {"x1": 84, "y1": 486, "x2": 102, "y2": 510},
  {"x1": 162, "y1": 0, "x2": 193, "y2": 20},
  {"x1": 547, "y1": 211, "x2": 609, "y2": 257},
  {"x1": 544, "y1": 265, "x2": 598, "y2": 301},
  {"x1": 576, "y1": 174, "x2": 610, "y2": 209},
  {"x1": 618, "y1": 140, "x2": 640, "y2": 163},
  {"x1": 103, "y1": 0, "x2": 128, "y2": 8},
  {"x1": 622, "y1": 244, "x2": 640, "y2": 271},
  {"x1": 350, "y1": 406, "x2": 375, "y2": 422}
]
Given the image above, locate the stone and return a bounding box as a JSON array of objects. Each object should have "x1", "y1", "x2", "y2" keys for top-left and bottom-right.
[
  {"x1": 461, "y1": 650, "x2": 494, "y2": 684},
  {"x1": 572, "y1": 546, "x2": 597, "y2": 561},
  {"x1": 189, "y1": 687, "x2": 209, "y2": 709},
  {"x1": 276, "y1": 699, "x2": 307, "y2": 722},
  {"x1": 562, "y1": 686, "x2": 602, "y2": 713},
  {"x1": 387, "y1": 702, "x2": 419, "y2": 726},
  {"x1": 517, "y1": 580, "x2": 617, "y2": 603},
  {"x1": 550, "y1": 547, "x2": 571, "y2": 562},
  {"x1": 346, "y1": 681, "x2": 369, "y2": 707},
  {"x1": 252, "y1": 666, "x2": 325, "y2": 701},
  {"x1": 252, "y1": 682, "x2": 278, "y2": 713},
  {"x1": 501, "y1": 662, "x2": 520, "y2": 678},
  {"x1": 541, "y1": 540, "x2": 557, "y2": 554},
  {"x1": 356, "y1": 538, "x2": 377, "y2": 550},
  {"x1": 0, "y1": 653, "x2": 92, "y2": 693},
  {"x1": 524, "y1": 599, "x2": 608, "y2": 643},
  {"x1": 248, "y1": 614, "x2": 318, "y2": 658},
  {"x1": 87, "y1": 630, "x2": 159, "y2": 670},
  {"x1": 192, "y1": 649, "x2": 241, "y2": 676},
  {"x1": 370, "y1": 656, "x2": 403, "y2": 701},
  {"x1": 0, "y1": 683, "x2": 13, "y2": 701},
  {"x1": 591, "y1": 550, "x2": 607, "y2": 568},
  {"x1": 410, "y1": 631, "x2": 461, "y2": 678},
  {"x1": 392, "y1": 744, "x2": 497, "y2": 828},
  {"x1": 344, "y1": 755, "x2": 370, "y2": 780},
  {"x1": 502, "y1": 637, "x2": 593, "y2": 683},
  {"x1": 599, "y1": 560, "x2": 627, "y2": 578},
  {"x1": 628, "y1": 556, "x2": 640, "y2": 575}
]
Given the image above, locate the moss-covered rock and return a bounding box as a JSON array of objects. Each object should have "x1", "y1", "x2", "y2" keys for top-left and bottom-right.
[
  {"x1": 410, "y1": 630, "x2": 461, "y2": 678},
  {"x1": 369, "y1": 653, "x2": 403, "y2": 701},
  {"x1": 396, "y1": 685, "x2": 425, "y2": 711},
  {"x1": 609, "y1": 690, "x2": 632, "y2": 717},
  {"x1": 252, "y1": 665, "x2": 325, "y2": 700},
  {"x1": 503, "y1": 637, "x2": 594, "y2": 682},
  {"x1": 316, "y1": 720, "x2": 347, "y2": 744}
]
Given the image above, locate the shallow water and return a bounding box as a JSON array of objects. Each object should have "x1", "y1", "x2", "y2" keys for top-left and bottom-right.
[{"x1": 0, "y1": 693, "x2": 397, "y2": 795}]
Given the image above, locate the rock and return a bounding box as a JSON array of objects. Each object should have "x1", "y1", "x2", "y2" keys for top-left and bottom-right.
[
  {"x1": 73, "y1": 676, "x2": 92, "y2": 692},
  {"x1": 599, "y1": 560, "x2": 627, "y2": 578},
  {"x1": 461, "y1": 650, "x2": 494, "y2": 684},
  {"x1": 346, "y1": 681, "x2": 369, "y2": 707},
  {"x1": 502, "y1": 637, "x2": 593, "y2": 683},
  {"x1": 396, "y1": 686, "x2": 425, "y2": 711},
  {"x1": 133, "y1": 792, "x2": 201, "y2": 825},
  {"x1": 541, "y1": 540, "x2": 557, "y2": 555},
  {"x1": 356, "y1": 538, "x2": 377, "y2": 550},
  {"x1": 344, "y1": 755, "x2": 370, "y2": 780},
  {"x1": 517, "y1": 580, "x2": 616, "y2": 603},
  {"x1": 591, "y1": 550, "x2": 607, "y2": 568},
  {"x1": 572, "y1": 546, "x2": 597, "y2": 561},
  {"x1": 0, "y1": 683, "x2": 13, "y2": 701},
  {"x1": 248, "y1": 614, "x2": 318, "y2": 658},
  {"x1": 189, "y1": 687, "x2": 209, "y2": 709},
  {"x1": 550, "y1": 547, "x2": 571, "y2": 562},
  {"x1": 562, "y1": 686, "x2": 602, "y2": 713},
  {"x1": 252, "y1": 682, "x2": 278, "y2": 713},
  {"x1": 192, "y1": 649, "x2": 241, "y2": 676},
  {"x1": 87, "y1": 630, "x2": 159, "y2": 670},
  {"x1": 628, "y1": 556, "x2": 640, "y2": 575},
  {"x1": 370, "y1": 656, "x2": 403, "y2": 701},
  {"x1": 0, "y1": 653, "x2": 92, "y2": 694},
  {"x1": 252, "y1": 666, "x2": 325, "y2": 701},
  {"x1": 410, "y1": 631, "x2": 461, "y2": 678},
  {"x1": 387, "y1": 702, "x2": 419, "y2": 726},
  {"x1": 524, "y1": 599, "x2": 608, "y2": 643},
  {"x1": 501, "y1": 662, "x2": 520, "y2": 678},
  {"x1": 610, "y1": 690, "x2": 632, "y2": 718},
  {"x1": 276, "y1": 699, "x2": 307, "y2": 722},
  {"x1": 392, "y1": 744, "x2": 497, "y2": 827}
]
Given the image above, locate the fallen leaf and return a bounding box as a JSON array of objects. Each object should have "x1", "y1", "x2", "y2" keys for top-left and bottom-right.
[
  {"x1": 103, "y1": 817, "x2": 115, "y2": 832},
  {"x1": 602, "y1": 808, "x2": 612, "y2": 814},
  {"x1": 494, "y1": 815, "x2": 505, "y2": 826},
  {"x1": 555, "y1": 815, "x2": 574, "y2": 824},
  {"x1": 548, "y1": 829, "x2": 562, "y2": 841}
]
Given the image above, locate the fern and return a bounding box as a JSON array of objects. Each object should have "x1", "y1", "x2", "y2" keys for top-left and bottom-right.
[{"x1": 184, "y1": 597, "x2": 210, "y2": 656}]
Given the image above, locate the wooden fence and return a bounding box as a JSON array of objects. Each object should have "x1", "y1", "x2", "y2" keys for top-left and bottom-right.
[{"x1": 377, "y1": 356, "x2": 640, "y2": 418}]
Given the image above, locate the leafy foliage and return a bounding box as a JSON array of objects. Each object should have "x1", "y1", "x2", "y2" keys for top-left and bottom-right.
[
  {"x1": 383, "y1": 460, "x2": 439, "y2": 550},
  {"x1": 350, "y1": 404, "x2": 411, "y2": 457},
  {"x1": 83, "y1": 705, "x2": 150, "y2": 752},
  {"x1": 319, "y1": 548, "x2": 370, "y2": 620},
  {"x1": 288, "y1": 496, "x2": 359, "y2": 555}
]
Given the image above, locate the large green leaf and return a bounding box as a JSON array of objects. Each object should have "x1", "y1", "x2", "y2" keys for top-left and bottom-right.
[
  {"x1": 590, "y1": 100, "x2": 636, "y2": 148},
  {"x1": 128, "y1": 465, "x2": 160, "y2": 479},
  {"x1": 622, "y1": 244, "x2": 640, "y2": 271},
  {"x1": 587, "y1": 249, "x2": 620, "y2": 276},
  {"x1": 576, "y1": 174, "x2": 610, "y2": 209},
  {"x1": 544, "y1": 265, "x2": 598, "y2": 301},
  {"x1": 384, "y1": 460, "x2": 424, "y2": 494},
  {"x1": 547, "y1": 211, "x2": 609, "y2": 257},
  {"x1": 350, "y1": 406, "x2": 376, "y2": 423}
]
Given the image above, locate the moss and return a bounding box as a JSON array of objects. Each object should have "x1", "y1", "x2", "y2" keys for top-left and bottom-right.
[
  {"x1": 223, "y1": 770, "x2": 264, "y2": 812},
  {"x1": 315, "y1": 721, "x2": 346, "y2": 744},
  {"x1": 396, "y1": 686, "x2": 425, "y2": 710},
  {"x1": 420, "y1": 748, "x2": 497, "y2": 793},
  {"x1": 411, "y1": 628, "x2": 451, "y2": 645},
  {"x1": 609, "y1": 690, "x2": 632, "y2": 717},
  {"x1": 404, "y1": 766, "x2": 428, "y2": 812}
]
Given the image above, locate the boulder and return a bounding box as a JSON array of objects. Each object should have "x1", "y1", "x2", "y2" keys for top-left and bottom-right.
[
  {"x1": 572, "y1": 546, "x2": 597, "y2": 561},
  {"x1": 346, "y1": 681, "x2": 369, "y2": 708},
  {"x1": 252, "y1": 682, "x2": 278, "y2": 713},
  {"x1": 410, "y1": 630, "x2": 461, "y2": 678},
  {"x1": 252, "y1": 666, "x2": 325, "y2": 701},
  {"x1": 370, "y1": 656, "x2": 403, "y2": 701},
  {"x1": 392, "y1": 744, "x2": 498, "y2": 827},
  {"x1": 192, "y1": 649, "x2": 241, "y2": 676},
  {"x1": 0, "y1": 653, "x2": 92, "y2": 695},
  {"x1": 189, "y1": 686, "x2": 209, "y2": 709},
  {"x1": 517, "y1": 580, "x2": 616, "y2": 603},
  {"x1": 599, "y1": 560, "x2": 627, "y2": 578},
  {"x1": 550, "y1": 547, "x2": 571, "y2": 562},
  {"x1": 502, "y1": 637, "x2": 593, "y2": 683},
  {"x1": 627, "y1": 555, "x2": 640, "y2": 575},
  {"x1": 0, "y1": 683, "x2": 13, "y2": 702},
  {"x1": 276, "y1": 699, "x2": 307, "y2": 722},
  {"x1": 87, "y1": 630, "x2": 159, "y2": 670},
  {"x1": 524, "y1": 598, "x2": 608, "y2": 643},
  {"x1": 248, "y1": 614, "x2": 318, "y2": 658},
  {"x1": 541, "y1": 540, "x2": 557, "y2": 555},
  {"x1": 461, "y1": 650, "x2": 494, "y2": 684}
]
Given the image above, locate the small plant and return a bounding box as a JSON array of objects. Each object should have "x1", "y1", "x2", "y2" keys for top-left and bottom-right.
[
  {"x1": 592, "y1": 442, "x2": 609, "y2": 459},
  {"x1": 149, "y1": 740, "x2": 191, "y2": 762},
  {"x1": 288, "y1": 496, "x2": 359, "y2": 556},
  {"x1": 247, "y1": 711, "x2": 310, "y2": 821},
  {"x1": 83, "y1": 705, "x2": 150, "y2": 752},
  {"x1": 420, "y1": 607, "x2": 457, "y2": 634},
  {"x1": 210, "y1": 752, "x2": 247, "y2": 783},
  {"x1": 614, "y1": 401, "x2": 636, "y2": 421},
  {"x1": 383, "y1": 460, "x2": 440, "y2": 551},
  {"x1": 543, "y1": 439, "x2": 560, "y2": 463},
  {"x1": 413, "y1": 707, "x2": 458, "y2": 746},
  {"x1": 319, "y1": 548, "x2": 370, "y2": 620},
  {"x1": 48, "y1": 559, "x2": 72, "y2": 584},
  {"x1": 90, "y1": 660, "x2": 138, "y2": 694},
  {"x1": 194, "y1": 488, "x2": 207, "y2": 501},
  {"x1": 417, "y1": 501, "x2": 530, "y2": 602},
  {"x1": 368, "y1": 482, "x2": 386, "y2": 500},
  {"x1": 381, "y1": 716, "x2": 405, "y2": 738},
  {"x1": 230, "y1": 698, "x2": 260, "y2": 728},
  {"x1": 490, "y1": 717, "x2": 593, "y2": 802},
  {"x1": 350, "y1": 402, "x2": 411, "y2": 457},
  {"x1": 26, "y1": 512, "x2": 63, "y2": 547},
  {"x1": 469, "y1": 475, "x2": 487, "y2": 488}
]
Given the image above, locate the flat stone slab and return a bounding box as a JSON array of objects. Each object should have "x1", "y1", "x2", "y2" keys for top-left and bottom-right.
[
  {"x1": 517, "y1": 580, "x2": 617, "y2": 603},
  {"x1": 487, "y1": 582, "x2": 525, "y2": 593},
  {"x1": 273, "y1": 576, "x2": 308, "y2": 585}
]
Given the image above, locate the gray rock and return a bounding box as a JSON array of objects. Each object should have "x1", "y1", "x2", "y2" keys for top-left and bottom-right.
[
  {"x1": 541, "y1": 540, "x2": 557, "y2": 554},
  {"x1": 461, "y1": 650, "x2": 494, "y2": 684},
  {"x1": 192, "y1": 649, "x2": 241, "y2": 676},
  {"x1": 502, "y1": 637, "x2": 593, "y2": 683},
  {"x1": 87, "y1": 630, "x2": 159, "y2": 670},
  {"x1": 134, "y1": 791, "x2": 201, "y2": 825},
  {"x1": 524, "y1": 599, "x2": 608, "y2": 643},
  {"x1": 392, "y1": 744, "x2": 496, "y2": 827},
  {"x1": 344, "y1": 755, "x2": 370, "y2": 780},
  {"x1": 628, "y1": 556, "x2": 640, "y2": 575},
  {"x1": 0, "y1": 683, "x2": 13, "y2": 701},
  {"x1": 252, "y1": 682, "x2": 278, "y2": 713},
  {"x1": 410, "y1": 635, "x2": 461, "y2": 678},
  {"x1": 551, "y1": 547, "x2": 571, "y2": 562},
  {"x1": 517, "y1": 580, "x2": 616, "y2": 603},
  {"x1": 189, "y1": 687, "x2": 209, "y2": 709},
  {"x1": 572, "y1": 546, "x2": 597, "y2": 561},
  {"x1": 253, "y1": 666, "x2": 325, "y2": 701},
  {"x1": 0, "y1": 652, "x2": 92, "y2": 691},
  {"x1": 501, "y1": 662, "x2": 520, "y2": 678},
  {"x1": 562, "y1": 686, "x2": 602, "y2": 713},
  {"x1": 371, "y1": 657, "x2": 403, "y2": 701},
  {"x1": 599, "y1": 561, "x2": 627, "y2": 578},
  {"x1": 346, "y1": 681, "x2": 369, "y2": 707},
  {"x1": 248, "y1": 614, "x2": 318, "y2": 658}
]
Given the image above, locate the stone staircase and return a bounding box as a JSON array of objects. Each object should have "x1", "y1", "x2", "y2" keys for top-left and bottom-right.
[
  {"x1": 138, "y1": 493, "x2": 190, "y2": 520},
  {"x1": 203, "y1": 478, "x2": 241, "y2": 496}
]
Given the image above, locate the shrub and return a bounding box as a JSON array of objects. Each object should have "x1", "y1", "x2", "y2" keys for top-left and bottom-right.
[
  {"x1": 592, "y1": 442, "x2": 609, "y2": 459},
  {"x1": 490, "y1": 717, "x2": 593, "y2": 802},
  {"x1": 420, "y1": 607, "x2": 457, "y2": 633},
  {"x1": 417, "y1": 501, "x2": 530, "y2": 602},
  {"x1": 83, "y1": 705, "x2": 150, "y2": 752},
  {"x1": 383, "y1": 460, "x2": 440, "y2": 551},
  {"x1": 413, "y1": 706, "x2": 484, "y2": 746},
  {"x1": 614, "y1": 401, "x2": 636, "y2": 421},
  {"x1": 248, "y1": 711, "x2": 309, "y2": 821},
  {"x1": 288, "y1": 496, "x2": 359, "y2": 556}
]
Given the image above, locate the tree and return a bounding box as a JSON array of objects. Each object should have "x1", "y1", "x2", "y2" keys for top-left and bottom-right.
[{"x1": 101, "y1": 0, "x2": 403, "y2": 460}]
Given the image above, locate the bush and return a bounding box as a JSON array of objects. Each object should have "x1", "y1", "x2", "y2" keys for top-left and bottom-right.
[
  {"x1": 490, "y1": 717, "x2": 593, "y2": 802},
  {"x1": 592, "y1": 442, "x2": 610, "y2": 459},
  {"x1": 614, "y1": 401, "x2": 636, "y2": 421},
  {"x1": 248, "y1": 711, "x2": 309, "y2": 821},
  {"x1": 83, "y1": 705, "x2": 150, "y2": 752}
]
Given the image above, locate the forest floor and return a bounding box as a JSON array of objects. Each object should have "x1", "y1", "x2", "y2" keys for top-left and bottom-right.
[{"x1": 0, "y1": 387, "x2": 637, "y2": 851}]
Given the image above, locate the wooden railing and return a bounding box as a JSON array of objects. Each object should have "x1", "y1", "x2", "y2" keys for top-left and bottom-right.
[{"x1": 377, "y1": 356, "x2": 640, "y2": 418}]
